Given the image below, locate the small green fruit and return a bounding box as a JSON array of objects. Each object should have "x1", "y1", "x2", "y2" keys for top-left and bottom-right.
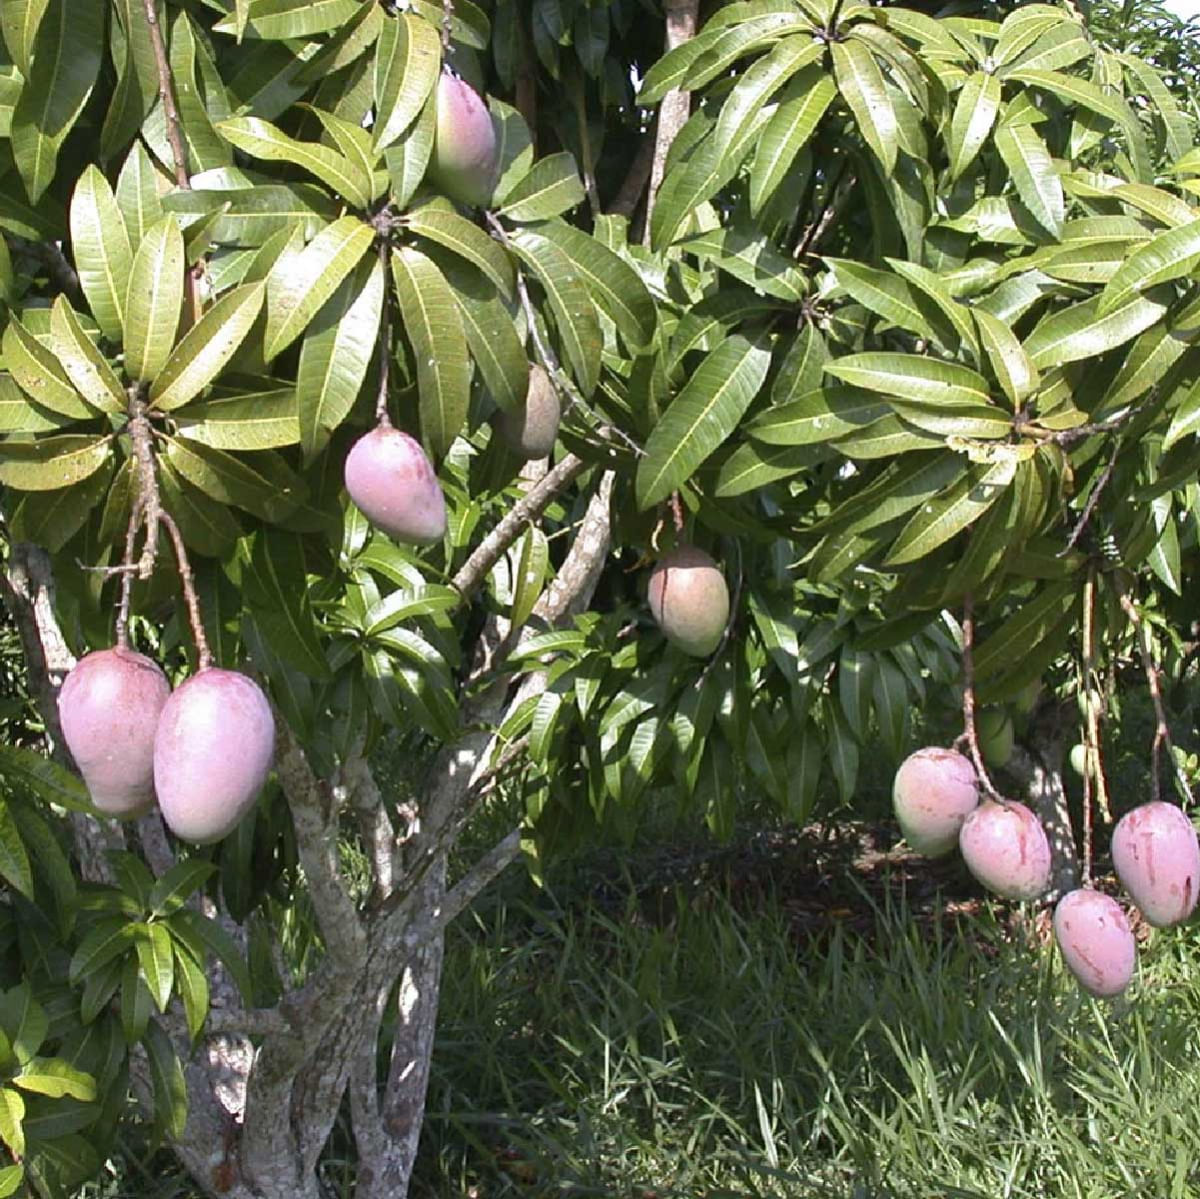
[
  {"x1": 494, "y1": 365, "x2": 561, "y2": 460},
  {"x1": 1068, "y1": 743, "x2": 1090, "y2": 777},
  {"x1": 977, "y1": 708, "x2": 1014, "y2": 768},
  {"x1": 1012, "y1": 678, "x2": 1041, "y2": 716}
]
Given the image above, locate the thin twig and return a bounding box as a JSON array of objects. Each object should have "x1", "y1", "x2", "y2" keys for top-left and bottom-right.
[
  {"x1": 1060, "y1": 437, "x2": 1121, "y2": 556},
  {"x1": 1082, "y1": 563, "x2": 1111, "y2": 829},
  {"x1": 1117, "y1": 575, "x2": 1195, "y2": 808},
  {"x1": 142, "y1": 0, "x2": 202, "y2": 325},
  {"x1": 127, "y1": 400, "x2": 161, "y2": 578},
  {"x1": 959, "y1": 595, "x2": 1003, "y2": 802},
  {"x1": 375, "y1": 242, "x2": 392, "y2": 427},
  {"x1": 115, "y1": 495, "x2": 146, "y2": 650},
  {"x1": 440, "y1": 0, "x2": 454, "y2": 51},
  {"x1": 571, "y1": 74, "x2": 601, "y2": 220},
  {"x1": 158, "y1": 510, "x2": 212, "y2": 671}
]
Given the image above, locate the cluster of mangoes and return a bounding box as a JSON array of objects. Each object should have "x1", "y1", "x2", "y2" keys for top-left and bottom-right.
[
  {"x1": 59, "y1": 649, "x2": 274, "y2": 844},
  {"x1": 894, "y1": 747, "x2": 1199, "y2": 997}
]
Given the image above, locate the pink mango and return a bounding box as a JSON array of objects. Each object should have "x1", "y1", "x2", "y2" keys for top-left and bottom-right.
[
  {"x1": 1112, "y1": 801, "x2": 1200, "y2": 927},
  {"x1": 58, "y1": 647, "x2": 171, "y2": 818},
  {"x1": 154, "y1": 669, "x2": 275, "y2": 845},
  {"x1": 892, "y1": 747, "x2": 979, "y2": 857},
  {"x1": 429, "y1": 72, "x2": 498, "y2": 207},
  {"x1": 344, "y1": 426, "x2": 447, "y2": 545},
  {"x1": 647, "y1": 547, "x2": 729, "y2": 659},
  {"x1": 1054, "y1": 889, "x2": 1136, "y2": 998},
  {"x1": 959, "y1": 800, "x2": 1051, "y2": 901}
]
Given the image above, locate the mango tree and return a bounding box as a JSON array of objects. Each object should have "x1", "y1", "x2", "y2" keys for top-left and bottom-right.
[{"x1": 0, "y1": 0, "x2": 1197, "y2": 1195}]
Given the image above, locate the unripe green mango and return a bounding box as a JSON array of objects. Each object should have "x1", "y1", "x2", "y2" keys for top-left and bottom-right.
[{"x1": 494, "y1": 365, "x2": 561, "y2": 460}]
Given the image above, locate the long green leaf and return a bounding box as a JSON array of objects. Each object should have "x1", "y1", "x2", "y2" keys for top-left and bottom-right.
[
  {"x1": 825, "y1": 352, "x2": 992, "y2": 407},
  {"x1": 948, "y1": 71, "x2": 1001, "y2": 181},
  {"x1": 2, "y1": 319, "x2": 95, "y2": 418},
  {"x1": 125, "y1": 216, "x2": 185, "y2": 384},
  {"x1": 297, "y1": 254, "x2": 384, "y2": 463},
  {"x1": 1023, "y1": 289, "x2": 1170, "y2": 369},
  {"x1": 404, "y1": 205, "x2": 514, "y2": 297},
  {"x1": 217, "y1": 0, "x2": 363, "y2": 39},
  {"x1": 831, "y1": 37, "x2": 896, "y2": 173},
  {"x1": 150, "y1": 283, "x2": 266, "y2": 410},
  {"x1": 373, "y1": 11, "x2": 440, "y2": 153},
  {"x1": 69, "y1": 165, "x2": 133, "y2": 342},
  {"x1": 974, "y1": 308, "x2": 1039, "y2": 407},
  {"x1": 174, "y1": 389, "x2": 300, "y2": 450},
  {"x1": 498, "y1": 152, "x2": 586, "y2": 222},
  {"x1": 885, "y1": 458, "x2": 1016, "y2": 565},
  {"x1": 9, "y1": 0, "x2": 101, "y2": 203},
  {"x1": 1097, "y1": 218, "x2": 1200, "y2": 315},
  {"x1": 217, "y1": 116, "x2": 372, "y2": 208},
  {"x1": 509, "y1": 227, "x2": 601, "y2": 397},
  {"x1": 390, "y1": 245, "x2": 471, "y2": 458},
  {"x1": 995, "y1": 122, "x2": 1063, "y2": 239},
  {"x1": 265, "y1": 216, "x2": 373, "y2": 360},
  {"x1": 48, "y1": 299, "x2": 124, "y2": 413},
  {"x1": 636, "y1": 334, "x2": 772, "y2": 509},
  {"x1": 748, "y1": 386, "x2": 889, "y2": 445},
  {"x1": 750, "y1": 66, "x2": 835, "y2": 216}
]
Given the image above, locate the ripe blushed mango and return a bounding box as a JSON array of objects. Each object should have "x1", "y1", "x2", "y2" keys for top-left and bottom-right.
[
  {"x1": 494, "y1": 365, "x2": 561, "y2": 460},
  {"x1": 647, "y1": 547, "x2": 729, "y2": 658},
  {"x1": 429, "y1": 73, "x2": 498, "y2": 207},
  {"x1": 1054, "y1": 889, "x2": 1136, "y2": 998},
  {"x1": 58, "y1": 648, "x2": 171, "y2": 818},
  {"x1": 344, "y1": 426, "x2": 447, "y2": 545},
  {"x1": 959, "y1": 800, "x2": 1051, "y2": 900},
  {"x1": 1111, "y1": 801, "x2": 1200, "y2": 928},
  {"x1": 154, "y1": 669, "x2": 275, "y2": 845},
  {"x1": 892, "y1": 747, "x2": 979, "y2": 857}
]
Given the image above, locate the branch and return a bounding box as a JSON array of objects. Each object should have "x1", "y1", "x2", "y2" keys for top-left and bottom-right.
[
  {"x1": 607, "y1": 134, "x2": 655, "y2": 219},
  {"x1": 1116, "y1": 574, "x2": 1194, "y2": 807},
  {"x1": 643, "y1": 0, "x2": 700, "y2": 245},
  {"x1": 451, "y1": 452, "x2": 588, "y2": 600},
  {"x1": 273, "y1": 719, "x2": 366, "y2": 969},
  {"x1": 204, "y1": 1007, "x2": 292, "y2": 1037},
  {"x1": 141, "y1": 0, "x2": 202, "y2": 325},
  {"x1": 957, "y1": 595, "x2": 1004, "y2": 802},
  {"x1": 438, "y1": 828, "x2": 521, "y2": 930}
]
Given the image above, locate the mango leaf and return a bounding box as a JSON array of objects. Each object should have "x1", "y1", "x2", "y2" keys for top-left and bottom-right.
[
  {"x1": 748, "y1": 386, "x2": 889, "y2": 445},
  {"x1": 2, "y1": 319, "x2": 95, "y2": 418},
  {"x1": 948, "y1": 71, "x2": 1001, "y2": 181},
  {"x1": 825, "y1": 353, "x2": 991, "y2": 407},
  {"x1": 297, "y1": 254, "x2": 384, "y2": 463},
  {"x1": 69, "y1": 165, "x2": 133, "y2": 342},
  {"x1": 219, "y1": 0, "x2": 365, "y2": 40},
  {"x1": 1023, "y1": 289, "x2": 1170, "y2": 369},
  {"x1": 217, "y1": 117, "x2": 372, "y2": 208},
  {"x1": 172, "y1": 941, "x2": 210, "y2": 1042},
  {"x1": 436, "y1": 253, "x2": 528, "y2": 413},
  {"x1": 509, "y1": 227, "x2": 601, "y2": 397},
  {"x1": 49, "y1": 299, "x2": 124, "y2": 413},
  {"x1": 384, "y1": 89, "x2": 437, "y2": 208},
  {"x1": 885, "y1": 458, "x2": 1016, "y2": 565},
  {"x1": 1, "y1": 0, "x2": 50, "y2": 74},
  {"x1": 973, "y1": 581, "x2": 1077, "y2": 680},
  {"x1": 125, "y1": 216, "x2": 185, "y2": 384},
  {"x1": 134, "y1": 923, "x2": 175, "y2": 1014},
  {"x1": 12, "y1": 1057, "x2": 94, "y2": 1101},
  {"x1": 265, "y1": 216, "x2": 374, "y2": 360},
  {"x1": 0, "y1": 376, "x2": 73, "y2": 434},
  {"x1": 10, "y1": 455, "x2": 113, "y2": 551},
  {"x1": 164, "y1": 437, "x2": 303, "y2": 522},
  {"x1": 372, "y1": 11, "x2": 440, "y2": 153},
  {"x1": 498, "y1": 152, "x2": 586, "y2": 222},
  {"x1": 174, "y1": 389, "x2": 300, "y2": 450},
  {"x1": 244, "y1": 528, "x2": 330, "y2": 678},
  {"x1": 831, "y1": 37, "x2": 896, "y2": 173},
  {"x1": 150, "y1": 283, "x2": 266, "y2": 410},
  {"x1": 144, "y1": 1022, "x2": 187, "y2": 1139},
  {"x1": 390, "y1": 245, "x2": 471, "y2": 458},
  {"x1": 995, "y1": 122, "x2": 1063, "y2": 239},
  {"x1": 116, "y1": 141, "x2": 167, "y2": 248},
  {"x1": 9, "y1": 0, "x2": 102, "y2": 203},
  {"x1": 974, "y1": 308, "x2": 1039, "y2": 407},
  {"x1": 750, "y1": 66, "x2": 835, "y2": 216},
  {"x1": 886, "y1": 259, "x2": 979, "y2": 357},
  {"x1": 1097, "y1": 218, "x2": 1200, "y2": 315},
  {"x1": 162, "y1": 184, "x2": 336, "y2": 247},
  {"x1": 636, "y1": 334, "x2": 772, "y2": 509},
  {"x1": 0, "y1": 434, "x2": 111, "y2": 491},
  {"x1": 527, "y1": 219, "x2": 657, "y2": 351},
  {"x1": 0, "y1": 1089, "x2": 23, "y2": 1160},
  {"x1": 158, "y1": 459, "x2": 243, "y2": 557},
  {"x1": 404, "y1": 206, "x2": 514, "y2": 297}
]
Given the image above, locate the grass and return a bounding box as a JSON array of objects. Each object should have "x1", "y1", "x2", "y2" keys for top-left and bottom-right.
[{"x1": 415, "y1": 846, "x2": 1200, "y2": 1199}]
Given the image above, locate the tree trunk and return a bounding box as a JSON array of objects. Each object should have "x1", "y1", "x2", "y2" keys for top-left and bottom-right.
[{"x1": 1007, "y1": 701, "x2": 1079, "y2": 899}]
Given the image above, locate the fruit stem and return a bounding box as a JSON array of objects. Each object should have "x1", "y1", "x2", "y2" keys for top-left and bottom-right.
[
  {"x1": 375, "y1": 241, "x2": 392, "y2": 428},
  {"x1": 141, "y1": 0, "x2": 202, "y2": 327},
  {"x1": 114, "y1": 495, "x2": 146, "y2": 651},
  {"x1": 128, "y1": 398, "x2": 161, "y2": 579},
  {"x1": 158, "y1": 509, "x2": 213, "y2": 673},
  {"x1": 1116, "y1": 572, "x2": 1194, "y2": 809},
  {"x1": 960, "y1": 594, "x2": 1003, "y2": 803},
  {"x1": 440, "y1": 0, "x2": 454, "y2": 51}
]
